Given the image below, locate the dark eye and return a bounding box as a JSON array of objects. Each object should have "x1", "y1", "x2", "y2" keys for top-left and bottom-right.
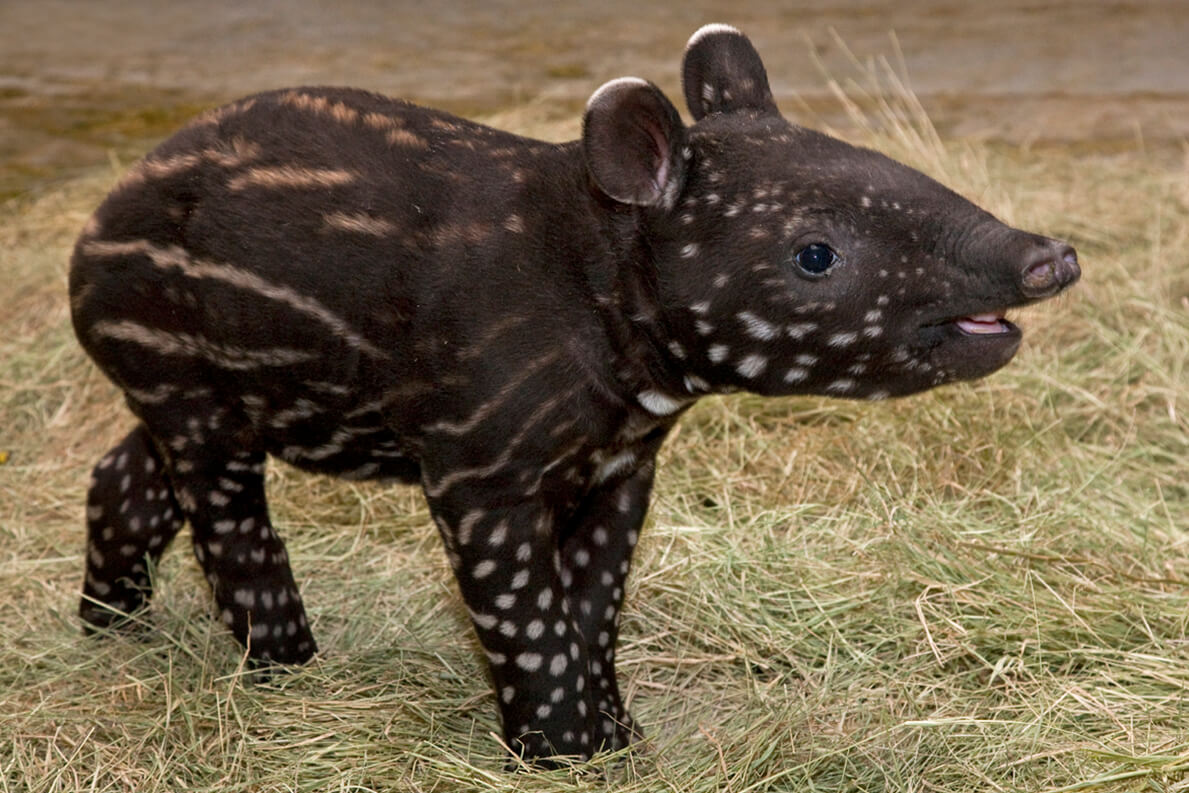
[{"x1": 795, "y1": 243, "x2": 838, "y2": 275}]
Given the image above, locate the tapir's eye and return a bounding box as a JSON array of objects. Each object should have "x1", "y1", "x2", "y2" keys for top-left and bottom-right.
[{"x1": 794, "y1": 243, "x2": 838, "y2": 276}]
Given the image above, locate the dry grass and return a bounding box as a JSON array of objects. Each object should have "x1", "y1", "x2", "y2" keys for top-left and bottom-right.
[{"x1": 1, "y1": 71, "x2": 1187, "y2": 792}]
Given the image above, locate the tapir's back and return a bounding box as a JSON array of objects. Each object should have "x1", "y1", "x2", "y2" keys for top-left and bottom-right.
[{"x1": 68, "y1": 87, "x2": 593, "y2": 411}]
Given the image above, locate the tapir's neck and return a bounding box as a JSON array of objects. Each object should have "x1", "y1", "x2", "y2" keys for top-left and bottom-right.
[{"x1": 519, "y1": 143, "x2": 695, "y2": 417}]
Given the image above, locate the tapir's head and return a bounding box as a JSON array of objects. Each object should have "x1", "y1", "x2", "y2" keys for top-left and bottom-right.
[{"x1": 582, "y1": 24, "x2": 1079, "y2": 400}]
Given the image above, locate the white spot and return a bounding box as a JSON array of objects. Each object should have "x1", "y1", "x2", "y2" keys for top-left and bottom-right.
[
  {"x1": 526, "y1": 619, "x2": 545, "y2": 639},
  {"x1": 827, "y1": 379, "x2": 856, "y2": 393},
  {"x1": 828, "y1": 331, "x2": 858, "y2": 347},
  {"x1": 537, "y1": 589, "x2": 553, "y2": 610},
  {"x1": 472, "y1": 560, "x2": 496, "y2": 579},
  {"x1": 695, "y1": 319, "x2": 715, "y2": 336},
  {"x1": 786, "y1": 322, "x2": 817, "y2": 340},
  {"x1": 863, "y1": 325, "x2": 884, "y2": 338},
  {"x1": 668, "y1": 340, "x2": 687, "y2": 359},
  {"x1": 690, "y1": 301, "x2": 710, "y2": 315},
  {"x1": 684, "y1": 374, "x2": 711, "y2": 393},
  {"x1": 502, "y1": 686, "x2": 515, "y2": 703},
  {"x1": 471, "y1": 611, "x2": 498, "y2": 630},
  {"x1": 867, "y1": 390, "x2": 891, "y2": 401},
  {"x1": 735, "y1": 354, "x2": 768, "y2": 379},
  {"x1": 592, "y1": 527, "x2": 608, "y2": 546},
  {"x1": 707, "y1": 344, "x2": 729, "y2": 363},
  {"x1": 784, "y1": 367, "x2": 809, "y2": 383},
  {"x1": 511, "y1": 568, "x2": 529, "y2": 590},
  {"x1": 515, "y1": 652, "x2": 543, "y2": 672},
  {"x1": 504, "y1": 213, "x2": 525, "y2": 233},
  {"x1": 737, "y1": 311, "x2": 779, "y2": 341},
  {"x1": 861, "y1": 195, "x2": 872, "y2": 208},
  {"x1": 864, "y1": 310, "x2": 883, "y2": 323},
  {"x1": 495, "y1": 593, "x2": 516, "y2": 610},
  {"x1": 594, "y1": 449, "x2": 637, "y2": 483},
  {"x1": 637, "y1": 390, "x2": 684, "y2": 415},
  {"x1": 488, "y1": 520, "x2": 508, "y2": 546},
  {"x1": 550, "y1": 653, "x2": 568, "y2": 676},
  {"x1": 573, "y1": 549, "x2": 591, "y2": 568},
  {"x1": 681, "y1": 243, "x2": 699, "y2": 258}
]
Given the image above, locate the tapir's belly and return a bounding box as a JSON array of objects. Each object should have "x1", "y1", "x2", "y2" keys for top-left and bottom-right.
[{"x1": 256, "y1": 406, "x2": 422, "y2": 484}]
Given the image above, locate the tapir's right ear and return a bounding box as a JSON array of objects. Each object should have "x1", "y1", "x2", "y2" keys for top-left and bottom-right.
[
  {"x1": 682, "y1": 24, "x2": 778, "y2": 120},
  {"x1": 583, "y1": 77, "x2": 687, "y2": 209}
]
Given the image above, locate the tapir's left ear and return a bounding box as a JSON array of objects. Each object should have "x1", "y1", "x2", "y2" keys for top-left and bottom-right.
[
  {"x1": 583, "y1": 77, "x2": 687, "y2": 209},
  {"x1": 682, "y1": 24, "x2": 778, "y2": 120}
]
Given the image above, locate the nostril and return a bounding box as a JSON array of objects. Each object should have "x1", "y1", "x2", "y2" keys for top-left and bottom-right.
[
  {"x1": 1021, "y1": 241, "x2": 1080, "y2": 297},
  {"x1": 1021, "y1": 257, "x2": 1057, "y2": 296}
]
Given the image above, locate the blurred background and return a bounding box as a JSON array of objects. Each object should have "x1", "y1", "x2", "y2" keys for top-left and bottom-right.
[{"x1": 3, "y1": 0, "x2": 1188, "y2": 201}]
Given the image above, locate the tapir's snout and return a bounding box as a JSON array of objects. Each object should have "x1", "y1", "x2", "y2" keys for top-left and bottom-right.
[{"x1": 1021, "y1": 239, "x2": 1080, "y2": 299}]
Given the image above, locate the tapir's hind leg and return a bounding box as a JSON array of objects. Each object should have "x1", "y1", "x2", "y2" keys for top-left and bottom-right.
[
  {"x1": 80, "y1": 424, "x2": 186, "y2": 631},
  {"x1": 162, "y1": 442, "x2": 318, "y2": 666},
  {"x1": 81, "y1": 421, "x2": 318, "y2": 666}
]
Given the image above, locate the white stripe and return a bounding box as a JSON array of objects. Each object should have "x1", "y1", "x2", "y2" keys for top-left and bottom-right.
[
  {"x1": 91, "y1": 320, "x2": 316, "y2": 370},
  {"x1": 81, "y1": 239, "x2": 385, "y2": 359}
]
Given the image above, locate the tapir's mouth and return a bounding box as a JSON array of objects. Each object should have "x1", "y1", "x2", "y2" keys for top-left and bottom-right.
[
  {"x1": 953, "y1": 311, "x2": 1015, "y2": 336},
  {"x1": 917, "y1": 308, "x2": 1022, "y2": 383},
  {"x1": 921, "y1": 309, "x2": 1018, "y2": 339}
]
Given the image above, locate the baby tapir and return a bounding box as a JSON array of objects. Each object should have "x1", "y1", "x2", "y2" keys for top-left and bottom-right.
[{"x1": 69, "y1": 24, "x2": 1079, "y2": 762}]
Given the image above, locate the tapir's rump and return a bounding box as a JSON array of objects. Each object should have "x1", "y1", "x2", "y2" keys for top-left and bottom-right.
[{"x1": 69, "y1": 24, "x2": 1078, "y2": 764}]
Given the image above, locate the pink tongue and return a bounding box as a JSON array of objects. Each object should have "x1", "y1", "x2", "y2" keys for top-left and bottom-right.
[{"x1": 956, "y1": 313, "x2": 1007, "y2": 335}]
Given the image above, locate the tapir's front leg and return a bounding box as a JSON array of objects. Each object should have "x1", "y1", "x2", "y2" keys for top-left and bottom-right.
[
  {"x1": 422, "y1": 480, "x2": 601, "y2": 762},
  {"x1": 559, "y1": 458, "x2": 656, "y2": 751}
]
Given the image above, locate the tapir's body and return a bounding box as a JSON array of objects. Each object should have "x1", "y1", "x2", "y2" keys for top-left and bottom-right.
[{"x1": 70, "y1": 25, "x2": 1079, "y2": 763}]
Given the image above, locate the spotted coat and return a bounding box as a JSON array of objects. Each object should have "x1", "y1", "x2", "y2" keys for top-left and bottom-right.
[{"x1": 69, "y1": 24, "x2": 1079, "y2": 764}]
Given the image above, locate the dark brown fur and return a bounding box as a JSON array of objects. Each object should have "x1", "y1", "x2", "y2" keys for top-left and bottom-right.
[{"x1": 69, "y1": 25, "x2": 1078, "y2": 763}]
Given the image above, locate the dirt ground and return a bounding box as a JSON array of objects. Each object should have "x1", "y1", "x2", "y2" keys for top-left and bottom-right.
[{"x1": 2, "y1": 0, "x2": 1187, "y2": 199}]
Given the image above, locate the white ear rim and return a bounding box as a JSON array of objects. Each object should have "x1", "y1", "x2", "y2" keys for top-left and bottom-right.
[
  {"x1": 585, "y1": 76, "x2": 651, "y2": 113},
  {"x1": 684, "y1": 23, "x2": 745, "y2": 54}
]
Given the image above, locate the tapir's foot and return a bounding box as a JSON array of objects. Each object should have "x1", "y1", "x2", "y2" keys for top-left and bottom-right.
[
  {"x1": 79, "y1": 594, "x2": 154, "y2": 639},
  {"x1": 505, "y1": 710, "x2": 645, "y2": 771}
]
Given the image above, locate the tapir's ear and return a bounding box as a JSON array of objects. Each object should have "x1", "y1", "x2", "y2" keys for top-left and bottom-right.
[
  {"x1": 682, "y1": 24, "x2": 778, "y2": 120},
  {"x1": 583, "y1": 77, "x2": 687, "y2": 209}
]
